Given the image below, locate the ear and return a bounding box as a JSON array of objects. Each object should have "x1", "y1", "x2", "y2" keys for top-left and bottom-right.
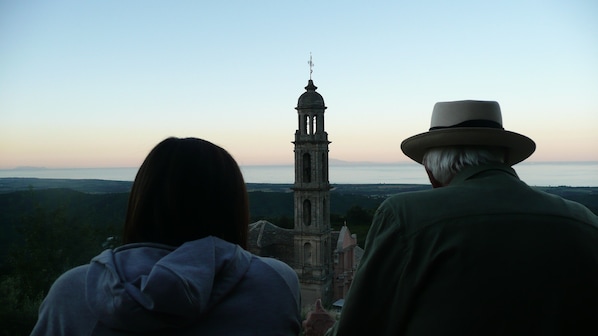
[{"x1": 425, "y1": 168, "x2": 444, "y2": 188}]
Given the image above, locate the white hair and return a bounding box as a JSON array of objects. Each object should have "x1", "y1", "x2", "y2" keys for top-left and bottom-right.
[{"x1": 422, "y1": 146, "x2": 506, "y2": 186}]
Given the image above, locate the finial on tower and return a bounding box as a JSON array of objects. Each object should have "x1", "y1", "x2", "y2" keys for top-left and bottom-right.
[{"x1": 308, "y1": 52, "x2": 314, "y2": 80}]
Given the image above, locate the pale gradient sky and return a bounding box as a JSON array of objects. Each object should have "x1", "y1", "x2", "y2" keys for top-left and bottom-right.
[{"x1": 1, "y1": 0, "x2": 597, "y2": 169}]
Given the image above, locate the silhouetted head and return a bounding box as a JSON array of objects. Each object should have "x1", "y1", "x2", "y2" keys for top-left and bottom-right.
[
  {"x1": 422, "y1": 146, "x2": 506, "y2": 187},
  {"x1": 123, "y1": 137, "x2": 249, "y2": 248}
]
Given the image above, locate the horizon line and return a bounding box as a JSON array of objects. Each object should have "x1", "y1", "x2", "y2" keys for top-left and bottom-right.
[{"x1": 2, "y1": 160, "x2": 598, "y2": 170}]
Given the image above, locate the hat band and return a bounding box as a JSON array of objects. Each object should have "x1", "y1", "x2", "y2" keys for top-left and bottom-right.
[{"x1": 429, "y1": 119, "x2": 504, "y2": 131}]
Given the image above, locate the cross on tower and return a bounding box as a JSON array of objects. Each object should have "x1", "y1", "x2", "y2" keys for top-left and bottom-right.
[{"x1": 308, "y1": 53, "x2": 314, "y2": 80}]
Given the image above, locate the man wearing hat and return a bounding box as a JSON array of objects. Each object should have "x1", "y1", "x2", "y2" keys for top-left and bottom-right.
[{"x1": 306, "y1": 100, "x2": 598, "y2": 335}]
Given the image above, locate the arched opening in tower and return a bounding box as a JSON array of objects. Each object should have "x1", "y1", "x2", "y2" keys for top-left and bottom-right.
[
  {"x1": 303, "y1": 199, "x2": 311, "y2": 226},
  {"x1": 303, "y1": 115, "x2": 309, "y2": 135},
  {"x1": 303, "y1": 242, "x2": 313, "y2": 265},
  {"x1": 302, "y1": 153, "x2": 311, "y2": 182}
]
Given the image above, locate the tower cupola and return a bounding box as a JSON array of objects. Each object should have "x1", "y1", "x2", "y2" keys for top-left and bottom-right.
[
  {"x1": 297, "y1": 80, "x2": 325, "y2": 108},
  {"x1": 295, "y1": 79, "x2": 328, "y2": 139}
]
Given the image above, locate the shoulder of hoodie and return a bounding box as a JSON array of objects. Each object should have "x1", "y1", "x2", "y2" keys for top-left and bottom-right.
[
  {"x1": 252, "y1": 255, "x2": 294, "y2": 277},
  {"x1": 33, "y1": 265, "x2": 94, "y2": 335},
  {"x1": 48, "y1": 264, "x2": 89, "y2": 294},
  {"x1": 251, "y1": 255, "x2": 299, "y2": 289}
]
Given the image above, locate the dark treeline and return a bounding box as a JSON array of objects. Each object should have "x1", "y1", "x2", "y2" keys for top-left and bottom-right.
[
  {"x1": 0, "y1": 181, "x2": 596, "y2": 334},
  {"x1": 0, "y1": 186, "x2": 389, "y2": 334},
  {"x1": 0, "y1": 187, "x2": 389, "y2": 267}
]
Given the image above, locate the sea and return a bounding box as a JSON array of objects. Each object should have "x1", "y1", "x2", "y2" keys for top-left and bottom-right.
[{"x1": 1, "y1": 162, "x2": 597, "y2": 187}]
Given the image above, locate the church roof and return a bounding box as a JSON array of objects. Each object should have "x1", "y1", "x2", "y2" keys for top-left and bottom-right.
[
  {"x1": 335, "y1": 225, "x2": 357, "y2": 251},
  {"x1": 248, "y1": 220, "x2": 294, "y2": 248},
  {"x1": 297, "y1": 79, "x2": 326, "y2": 109}
]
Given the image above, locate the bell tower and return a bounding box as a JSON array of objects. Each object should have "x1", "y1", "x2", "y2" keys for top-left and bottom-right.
[{"x1": 293, "y1": 68, "x2": 333, "y2": 307}]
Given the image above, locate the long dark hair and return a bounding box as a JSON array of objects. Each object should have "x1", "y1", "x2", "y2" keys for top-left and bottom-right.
[{"x1": 123, "y1": 137, "x2": 249, "y2": 249}]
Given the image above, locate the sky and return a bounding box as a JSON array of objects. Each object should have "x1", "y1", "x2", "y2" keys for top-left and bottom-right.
[{"x1": 1, "y1": 0, "x2": 597, "y2": 169}]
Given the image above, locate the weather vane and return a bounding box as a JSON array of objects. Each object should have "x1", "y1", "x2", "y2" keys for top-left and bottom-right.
[{"x1": 308, "y1": 52, "x2": 314, "y2": 80}]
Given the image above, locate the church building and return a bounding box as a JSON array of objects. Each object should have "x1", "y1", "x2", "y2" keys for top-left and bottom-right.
[
  {"x1": 292, "y1": 78, "x2": 334, "y2": 306},
  {"x1": 247, "y1": 74, "x2": 363, "y2": 311}
]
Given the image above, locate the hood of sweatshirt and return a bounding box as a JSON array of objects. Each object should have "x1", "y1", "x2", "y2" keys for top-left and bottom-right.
[{"x1": 86, "y1": 236, "x2": 252, "y2": 332}]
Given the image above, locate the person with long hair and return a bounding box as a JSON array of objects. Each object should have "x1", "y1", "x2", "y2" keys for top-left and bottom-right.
[{"x1": 32, "y1": 137, "x2": 301, "y2": 335}]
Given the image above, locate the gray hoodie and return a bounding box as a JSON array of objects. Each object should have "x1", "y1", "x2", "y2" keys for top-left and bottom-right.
[{"x1": 31, "y1": 236, "x2": 301, "y2": 335}]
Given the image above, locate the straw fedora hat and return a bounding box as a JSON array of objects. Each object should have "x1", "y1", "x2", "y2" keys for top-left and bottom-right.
[{"x1": 400, "y1": 100, "x2": 536, "y2": 165}]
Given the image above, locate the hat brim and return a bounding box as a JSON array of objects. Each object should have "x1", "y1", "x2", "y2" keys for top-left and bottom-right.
[{"x1": 400, "y1": 128, "x2": 536, "y2": 165}]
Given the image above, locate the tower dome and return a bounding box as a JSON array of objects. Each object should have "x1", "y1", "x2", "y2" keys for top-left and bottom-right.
[{"x1": 297, "y1": 80, "x2": 325, "y2": 108}]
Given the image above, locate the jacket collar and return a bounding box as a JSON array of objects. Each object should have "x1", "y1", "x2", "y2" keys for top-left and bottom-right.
[{"x1": 449, "y1": 163, "x2": 519, "y2": 186}]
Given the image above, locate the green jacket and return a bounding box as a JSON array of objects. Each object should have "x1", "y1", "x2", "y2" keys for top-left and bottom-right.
[{"x1": 328, "y1": 164, "x2": 598, "y2": 335}]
